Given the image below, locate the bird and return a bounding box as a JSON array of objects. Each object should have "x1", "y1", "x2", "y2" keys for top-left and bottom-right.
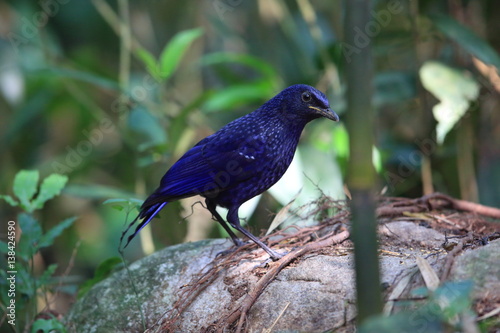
[{"x1": 120, "y1": 84, "x2": 339, "y2": 260}]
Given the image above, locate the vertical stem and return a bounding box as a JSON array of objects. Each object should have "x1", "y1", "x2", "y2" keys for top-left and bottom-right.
[
  {"x1": 457, "y1": 121, "x2": 479, "y2": 202},
  {"x1": 410, "y1": 0, "x2": 435, "y2": 195},
  {"x1": 118, "y1": 0, "x2": 131, "y2": 92},
  {"x1": 344, "y1": 0, "x2": 383, "y2": 323},
  {"x1": 449, "y1": 0, "x2": 479, "y2": 202},
  {"x1": 296, "y1": 0, "x2": 341, "y2": 93}
]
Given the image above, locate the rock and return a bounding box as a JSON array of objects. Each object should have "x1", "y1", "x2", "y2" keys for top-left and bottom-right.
[
  {"x1": 65, "y1": 222, "x2": 499, "y2": 332},
  {"x1": 450, "y1": 239, "x2": 500, "y2": 300}
]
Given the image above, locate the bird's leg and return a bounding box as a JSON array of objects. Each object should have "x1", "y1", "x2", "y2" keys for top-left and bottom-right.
[
  {"x1": 227, "y1": 208, "x2": 284, "y2": 261},
  {"x1": 205, "y1": 199, "x2": 244, "y2": 247}
]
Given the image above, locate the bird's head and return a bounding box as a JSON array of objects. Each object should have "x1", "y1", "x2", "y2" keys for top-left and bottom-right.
[{"x1": 277, "y1": 84, "x2": 339, "y2": 123}]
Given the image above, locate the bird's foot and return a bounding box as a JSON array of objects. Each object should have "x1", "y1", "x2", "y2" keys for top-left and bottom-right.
[
  {"x1": 267, "y1": 249, "x2": 287, "y2": 261},
  {"x1": 232, "y1": 238, "x2": 246, "y2": 247},
  {"x1": 215, "y1": 238, "x2": 249, "y2": 258},
  {"x1": 216, "y1": 247, "x2": 237, "y2": 258}
]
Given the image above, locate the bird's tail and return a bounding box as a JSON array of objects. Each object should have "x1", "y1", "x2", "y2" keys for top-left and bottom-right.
[{"x1": 119, "y1": 202, "x2": 168, "y2": 251}]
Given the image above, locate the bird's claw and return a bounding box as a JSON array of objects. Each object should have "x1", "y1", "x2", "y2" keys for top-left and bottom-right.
[{"x1": 268, "y1": 249, "x2": 287, "y2": 261}]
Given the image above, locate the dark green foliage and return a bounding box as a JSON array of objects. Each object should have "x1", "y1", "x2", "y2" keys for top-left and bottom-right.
[
  {"x1": 359, "y1": 281, "x2": 475, "y2": 333},
  {"x1": 0, "y1": 170, "x2": 75, "y2": 332}
]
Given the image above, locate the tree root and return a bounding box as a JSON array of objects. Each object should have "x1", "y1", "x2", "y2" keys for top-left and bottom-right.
[{"x1": 376, "y1": 192, "x2": 500, "y2": 219}]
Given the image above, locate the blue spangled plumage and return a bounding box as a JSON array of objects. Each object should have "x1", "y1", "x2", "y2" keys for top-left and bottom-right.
[{"x1": 120, "y1": 84, "x2": 339, "y2": 260}]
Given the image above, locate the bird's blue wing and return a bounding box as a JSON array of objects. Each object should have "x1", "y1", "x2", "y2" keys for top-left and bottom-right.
[
  {"x1": 201, "y1": 133, "x2": 269, "y2": 181},
  {"x1": 143, "y1": 131, "x2": 269, "y2": 207}
]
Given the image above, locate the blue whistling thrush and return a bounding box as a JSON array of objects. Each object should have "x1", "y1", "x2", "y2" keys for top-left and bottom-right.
[{"x1": 120, "y1": 84, "x2": 339, "y2": 260}]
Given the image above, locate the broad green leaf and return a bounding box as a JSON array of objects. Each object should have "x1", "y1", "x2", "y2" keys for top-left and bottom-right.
[
  {"x1": 431, "y1": 14, "x2": 500, "y2": 70},
  {"x1": 18, "y1": 213, "x2": 42, "y2": 261},
  {"x1": 419, "y1": 61, "x2": 479, "y2": 144},
  {"x1": 0, "y1": 194, "x2": 18, "y2": 207},
  {"x1": 135, "y1": 47, "x2": 160, "y2": 80},
  {"x1": 13, "y1": 170, "x2": 39, "y2": 212},
  {"x1": 159, "y1": 27, "x2": 203, "y2": 80},
  {"x1": 78, "y1": 257, "x2": 123, "y2": 298},
  {"x1": 37, "y1": 217, "x2": 77, "y2": 250},
  {"x1": 32, "y1": 174, "x2": 68, "y2": 210}
]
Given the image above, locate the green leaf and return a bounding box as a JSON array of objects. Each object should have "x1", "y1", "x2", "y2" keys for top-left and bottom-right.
[
  {"x1": 13, "y1": 170, "x2": 39, "y2": 212},
  {"x1": 18, "y1": 213, "x2": 42, "y2": 261},
  {"x1": 31, "y1": 316, "x2": 67, "y2": 333},
  {"x1": 32, "y1": 174, "x2": 68, "y2": 210},
  {"x1": 159, "y1": 27, "x2": 203, "y2": 80},
  {"x1": 135, "y1": 47, "x2": 160, "y2": 80},
  {"x1": 78, "y1": 257, "x2": 123, "y2": 299},
  {"x1": 419, "y1": 61, "x2": 480, "y2": 144},
  {"x1": 0, "y1": 194, "x2": 18, "y2": 207},
  {"x1": 431, "y1": 280, "x2": 473, "y2": 320},
  {"x1": 37, "y1": 217, "x2": 77, "y2": 250},
  {"x1": 430, "y1": 14, "x2": 500, "y2": 70}
]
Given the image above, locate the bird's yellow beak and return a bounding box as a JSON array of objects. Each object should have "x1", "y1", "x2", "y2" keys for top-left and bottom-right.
[{"x1": 308, "y1": 106, "x2": 339, "y2": 122}]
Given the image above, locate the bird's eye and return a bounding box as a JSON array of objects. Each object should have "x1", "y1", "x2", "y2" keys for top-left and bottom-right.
[{"x1": 301, "y1": 91, "x2": 312, "y2": 103}]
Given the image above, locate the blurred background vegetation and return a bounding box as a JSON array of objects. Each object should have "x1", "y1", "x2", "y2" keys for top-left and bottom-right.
[{"x1": 1, "y1": 0, "x2": 500, "y2": 328}]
